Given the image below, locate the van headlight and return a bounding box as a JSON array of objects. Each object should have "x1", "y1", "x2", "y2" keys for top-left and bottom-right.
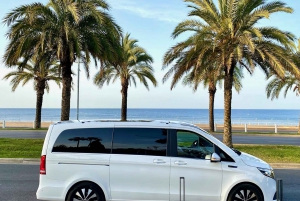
[{"x1": 257, "y1": 167, "x2": 275, "y2": 179}]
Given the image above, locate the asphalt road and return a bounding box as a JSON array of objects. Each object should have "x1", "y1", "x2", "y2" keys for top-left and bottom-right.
[
  {"x1": 213, "y1": 134, "x2": 300, "y2": 145},
  {"x1": 0, "y1": 130, "x2": 300, "y2": 145},
  {"x1": 0, "y1": 130, "x2": 46, "y2": 139},
  {"x1": 0, "y1": 164, "x2": 39, "y2": 201},
  {"x1": 0, "y1": 164, "x2": 299, "y2": 201}
]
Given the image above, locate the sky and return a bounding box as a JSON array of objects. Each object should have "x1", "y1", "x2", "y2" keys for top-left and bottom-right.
[{"x1": 0, "y1": 0, "x2": 300, "y2": 109}]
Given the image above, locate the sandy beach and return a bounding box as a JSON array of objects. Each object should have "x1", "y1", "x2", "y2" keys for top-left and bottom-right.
[
  {"x1": 0, "y1": 121, "x2": 53, "y2": 128},
  {"x1": 0, "y1": 121, "x2": 298, "y2": 133}
]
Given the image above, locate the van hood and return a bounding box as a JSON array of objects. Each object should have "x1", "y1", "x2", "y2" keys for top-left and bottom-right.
[{"x1": 240, "y1": 152, "x2": 271, "y2": 169}]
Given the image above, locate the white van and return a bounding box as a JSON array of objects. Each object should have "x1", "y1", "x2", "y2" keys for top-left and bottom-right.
[{"x1": 36, "y1": 120, "x2": 276, "y2": 201}]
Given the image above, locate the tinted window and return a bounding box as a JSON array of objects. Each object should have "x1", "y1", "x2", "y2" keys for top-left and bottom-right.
[
  {"x1": 52, "y1": 128, "x2": 113, "y2": 153},
  {"x1": 112, "y1": 128, "x2": 167, "y2": 156},
  {"x1": 177, "y1": 130, "x2": 214, "y2": 159}
]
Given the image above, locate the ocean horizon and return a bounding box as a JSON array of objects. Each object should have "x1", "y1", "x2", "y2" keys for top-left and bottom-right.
[{"x1": 0, "y1": 108, "x2": 299, "y2": 126}]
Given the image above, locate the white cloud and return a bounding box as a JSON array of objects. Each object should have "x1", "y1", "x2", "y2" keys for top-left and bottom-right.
[{"x1": 109, "y1": 0, "x2": 187, "y2": 23}]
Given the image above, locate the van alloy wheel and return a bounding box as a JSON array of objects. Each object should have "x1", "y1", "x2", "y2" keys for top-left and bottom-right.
[
  {"x1": 73, "y1": 187, "x2": 97, "y2": 201},
  {"x1": 67, "y1": 182, "x2": 103, "y2": 201},
  {"x1": 234, "y1": 189, "x2": 257, "y2": 201},
  {"x1": 227, "y1": 184, "x2": 263, "y2": 201}
]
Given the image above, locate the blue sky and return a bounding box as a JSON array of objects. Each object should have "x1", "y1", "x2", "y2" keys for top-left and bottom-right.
[{"x1": 0, "y1": 0, "x2": 300, "y2": 109}]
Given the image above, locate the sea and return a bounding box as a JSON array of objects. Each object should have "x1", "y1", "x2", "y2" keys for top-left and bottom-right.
[{"x1": 0, "y1": 108, "x2": 299, "y2": 126}]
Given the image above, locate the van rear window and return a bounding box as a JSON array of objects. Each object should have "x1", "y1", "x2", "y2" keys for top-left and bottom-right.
[
  {"x1": 112, "y1": 128, "x2": 167, "y2": 156},
  {"x1": 52, "y1": 128, "x2": 113, "y2": 153}
]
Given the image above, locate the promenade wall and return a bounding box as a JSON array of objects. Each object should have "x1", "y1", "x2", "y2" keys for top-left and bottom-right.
[{"x1": 0, "y1": 121, "x2": 299, "y2": 133}]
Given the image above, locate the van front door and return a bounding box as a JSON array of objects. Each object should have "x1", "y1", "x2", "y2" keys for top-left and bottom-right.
[
  {"x1": 110, "y1": 127, "x2": 170, "y2": 201},
  {"x1": 169, "y1": 130, "x2": 222, "y2": 201}
]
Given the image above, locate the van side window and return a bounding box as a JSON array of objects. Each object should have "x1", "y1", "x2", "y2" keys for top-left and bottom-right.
[
  {"x1": 176, "y1": 130, "x2": 214, "y2": 159},
  {"x1": 52, "y1": 128, "x2": 113, "y2": 153},
  {"x1": 112, "y1": 128, "x2": 167, "y2": 156}
]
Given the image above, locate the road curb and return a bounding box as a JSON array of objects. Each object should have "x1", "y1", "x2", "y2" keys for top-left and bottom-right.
[
  {"x1": 0, "y1": 158, "x2": 300, "y2": 169},
  {"x1": 212, "y1": 133, "x2": 300, "y2": 137},
  {"x1": 270, "y1": 163, "x2": 300, "y2": 169},
  {"x1": 0, "y1": 158, "x2": 39, "y2": 165}
]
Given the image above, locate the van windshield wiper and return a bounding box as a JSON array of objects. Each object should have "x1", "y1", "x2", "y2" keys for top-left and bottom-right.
[{"x1": 231, "y1": 148, "x2": 241, "y2": 156}]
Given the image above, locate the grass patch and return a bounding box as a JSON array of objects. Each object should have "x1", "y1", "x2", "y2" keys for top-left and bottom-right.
[
  {"x1": 0, "y1": 138, "x2": 44, "y2": 158},
  {"x1": 0, "y1": 139, "x2": 299, "y2": 163},
  {"x1": 235, "y1": 145, "x2": 300, "y2": 163}
]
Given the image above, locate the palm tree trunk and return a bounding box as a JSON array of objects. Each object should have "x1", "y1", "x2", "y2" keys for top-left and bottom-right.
[
  {"x1": 223, "y1": 65, "x2": 235, "y2": 148},
  {"x1": 61, "y1": 62, "x2": 72, "y2": 121},
  {"x1": 34, "y1": 81, "x2": 45, "y2": 129},
  {"x1": 209, "y1": 83, "x2": 216, "y2": 132},
  {"x1": 121, "y1": 79, "x2": 129, "y2": 121},
  {"x1": 298, "y1": 120, "x2": 300, "y2": 134}
]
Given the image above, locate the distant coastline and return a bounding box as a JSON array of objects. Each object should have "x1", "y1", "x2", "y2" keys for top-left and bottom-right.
[
  {"x1": 0, "y1": 108, "x2": 299, "y2": 110},
  {"x1": 0, "y1": 108, "x2": 299, "y2": 125}
]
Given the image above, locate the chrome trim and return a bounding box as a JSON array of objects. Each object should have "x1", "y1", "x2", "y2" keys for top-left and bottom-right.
[
  {"x1": 153, "y1": 159, "x2": 166, "y2": 164},
  {"x1": 175, "y1": 161, "x2": 187, "y2": 165},
  {"x1": 58, "y1": 162, "x2": 109, "y2": 166},
  {"x1": 180, "y1": 177, "x2": 185, "y2": 201}
]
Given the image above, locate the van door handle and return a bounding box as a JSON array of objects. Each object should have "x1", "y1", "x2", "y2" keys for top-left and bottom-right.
[
  {"x1": 174, "y1": 161, "x2": 187, "y2": 165},
  {"x1": 153, "y1": 159, "x2": 166, "y2": 164}
]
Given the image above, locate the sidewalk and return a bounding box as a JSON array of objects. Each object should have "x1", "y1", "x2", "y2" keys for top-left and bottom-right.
[
  {"x1": 196, "y1": 124, "x2": 300, "y2": 134},
  {"x1": 0, "y1": 158, "x2": 299, "y2": 169},
  {"x1": 1, "y1": 122, "x2": 299, "y2": 134}
]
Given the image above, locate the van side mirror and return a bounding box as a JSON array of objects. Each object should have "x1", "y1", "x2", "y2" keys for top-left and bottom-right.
[{"x1": 210, "y1": 153, "x2": 221, "y2": 162}]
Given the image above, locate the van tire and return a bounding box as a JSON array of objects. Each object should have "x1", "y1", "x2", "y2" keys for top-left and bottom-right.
[
  {"x1": 66, "y1": 182, "x2": 104, "y2": 201},
  {"x1": 227, "y1": 183, "x2": 263, "y2": 201}
]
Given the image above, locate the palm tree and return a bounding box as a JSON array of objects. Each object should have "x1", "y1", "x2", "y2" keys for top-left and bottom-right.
[
  {"x1": 163, "y1": 0, "x2": 299, "y2": 147},
  {"x1": 3, "y1": 58, "x2": 61, "y2": 129},
  {"x1": 94, "y1": 33, "x2": 157, "y2": 121},
  {"x1": 266, "y1": 73, "x2": 300, "y2": 133},
  {"x1": 266, "y1": 73, "x2": 300, "y2": 100},
  {"x1": 266, "y1": 39, "x2": 300, "y2": 133},
  {"x1": 3, "y1": 0, "x2": 121, "y2": 121},
  {"x1": 183, "y1": 66, "x2": 243, "y2": 132}
]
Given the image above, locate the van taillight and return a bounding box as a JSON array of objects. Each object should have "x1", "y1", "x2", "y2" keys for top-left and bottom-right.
[{"x1": 40, "y1": 155, "x2": 46, "y2": 175}]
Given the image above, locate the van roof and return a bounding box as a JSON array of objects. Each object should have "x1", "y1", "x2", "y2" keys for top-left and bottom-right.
[{"x1": 52, "y1": 119, "x2": 210, "y2": 135}]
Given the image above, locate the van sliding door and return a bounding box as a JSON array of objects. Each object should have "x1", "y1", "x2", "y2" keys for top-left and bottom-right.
[{"x1": 109, "y1": 127, "x2": 170, "y2": 201}]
